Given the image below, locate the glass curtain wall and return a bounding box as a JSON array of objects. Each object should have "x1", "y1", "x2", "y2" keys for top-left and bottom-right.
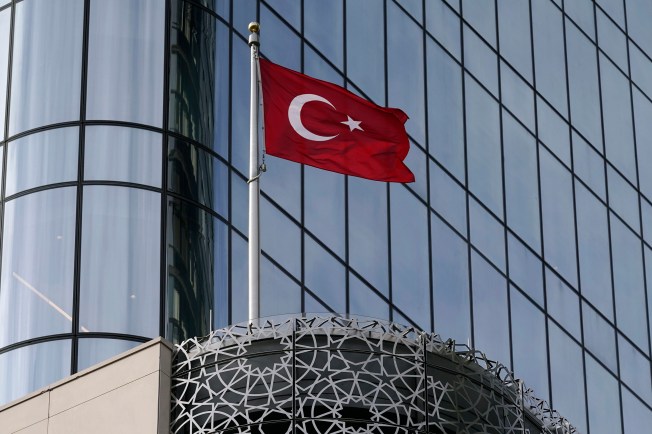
[{"x1": 0, "y1": 1, "x2": 651, "y2": 433}]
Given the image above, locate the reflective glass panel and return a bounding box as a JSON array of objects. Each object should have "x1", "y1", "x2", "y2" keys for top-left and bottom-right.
[
  {"x1": 462, "y1": 0, "x2": 495, "y2": 46},
  {"x1": 167, "y1": 197, "x2": 215, "y2": 342},
  {"x1": 634, "y1": 89, "x2": 652, "y2": 200},
  {"x1": 305, "y1": 236, "x2": 345, "y2": 314},
  {"x1": 349, "y1": 274, "x2": 389, "y2": 321},
  {"x1": 169, "y1": 0, "x2": 215, "y2": 146},
  {"x1": 507, "y1": 234, "x2": 543, "y2": 306},
  {"x1": 168, "y1": 138, "x2": 228, "y2": 218},
  {"x1": 618, "y1": 335, "x2": 652, "y2": 404},
  {"x1": 546, "y1": 268, "x2": 580, "y2": 339},
  {"x1": 586, "y1": 355, "x2": 622, "y2": 434},
  {"x1": 0, "y1": 188, "x2": 76, "y2": 346},
  {"x1": 304, "y1": 0, "x2": 343, "y2": 69},
  {"x1": 260, "y1": 198, "x2": 301, "y2": 279},
  {"x1": 429, "y1": 161, "x2": 466, "y2": 235},
  {"x1": 572, "y1": 131, "x2": 605, "y2": 200},
  {"x1": 0, "y1": 340, "x2": 70, "y2": 406},
  {"x1": 426, "y1": 0, "x2": 460, "y2": 61},
  {"x1": 575, "y1": 182, "x2": 613, "y2": 318},
  {"x1": 77, "y1": 338, "x2": 141, "y2": 372},
  {"x1": 87, "y1": 0, "x2": 164, "y2": 126},
  {"x1": 466, "y1": 76, "x2": 502, "y2": 217},
  {"x1": 607, "y1": 166, "x2": 639, "y2": 233},
  {"x1": 80, "y1": 186, "x2": 160, "y2": 337},
  {"x1": 582, "y1": 302, "x2": 617, "y2": 373},
  {"x1": 500, "y1": 63, "x2": 534, "y2": 131},
  {"x1": 9, "y1": 0, "x2": 83, "y2": 135},
  {"x1": 623, "y1": 388, "x2": 652, "y2": 434},
  {"x1": 597, "y1": 9, "x2": 627, "y2": 71},
  {"x1": 565, "y1": 0, "x2": 594, "y2": 40},
  {"x1": 536, "y1": 96, "x2": 570, "y2": 165},
  {"x1": 305, "y1": 167, "x2": 345, "y2": 258},
  {"x1": 432, "y1": 215, "x2": 470, "y2": 345},
  {"x1": 464, "y1": 25, "x2": 498, "y2": 96},
  {"x1": 0, "y1": 8, "x2": 9, "y2": 139},
  {"x1": 497, "y1": 0, "x2": 532, "y2": 81},
  {"x1": 470, "y1": 198, "x2": 505, "y2": 272},
  {"x1": 85, "y1": 126, "x2": 161, "y2": 187},
  {"x1": 5, "y1": 127, "x2": 78, "y2": 196},
  {"x1": 260, "y1": 256, "x2": 300, "y2": 318}
]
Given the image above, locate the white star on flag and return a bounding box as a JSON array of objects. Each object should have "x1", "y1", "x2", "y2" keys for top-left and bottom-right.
[{"x1": 341, "y1": 115, "x2": 363, "y2": 132}]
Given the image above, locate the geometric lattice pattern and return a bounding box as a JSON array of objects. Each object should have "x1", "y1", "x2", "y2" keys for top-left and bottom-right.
[{"x1": 171, "y1": 316, "x2": 576, "y2": 434}]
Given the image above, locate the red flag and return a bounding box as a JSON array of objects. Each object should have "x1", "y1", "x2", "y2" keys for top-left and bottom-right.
[{"x1": 259, "y1": 59, "x2": 414, "y2": 183}]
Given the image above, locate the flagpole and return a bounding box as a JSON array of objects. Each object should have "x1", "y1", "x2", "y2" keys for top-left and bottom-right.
[{"x1": 248, "y1": 22, "x2": 261, "y2": 324}]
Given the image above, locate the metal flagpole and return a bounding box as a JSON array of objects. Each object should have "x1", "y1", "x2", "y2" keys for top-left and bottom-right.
[{"x1": 247, "y1": 22, "x2": 261, "y2": 324}]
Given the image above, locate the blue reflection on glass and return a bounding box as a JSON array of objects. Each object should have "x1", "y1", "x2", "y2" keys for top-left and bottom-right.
[
  {"x1": 582, "y1": 302, "x2": 617, "y2": 373},
  {"x1": 564, "y1": 0, "x2": 595, "y2": 39},
  {"x1": 466, "y1": 77, "x2": 503, "y2": 217},
  {"x1": 497, "y1": 0, "x2": 532, "y2": 81},
  {"x1": 585, "y1": 355, "x2": 622, "y2": 434},
  {"x1": 623, "y1": 388, "x2": 652, "y2": 434},
  {"x1": 86, "y1": 0, "x2": 164, "y2": 126},
  {"x1": 634, "y1": 89, "x2": 652, "y2": 200},
  {"x1": 608, "y1": 166, "x2": 640, "y2": 233},
  {"x1": 260, "y1": 256, "x2": 300, "y2": 317},
  {"x1": 426, "y1": 1, "x2": 460, "y2": 60},
  {"x1": 597, "y1": 10, "x2": 627, "y2": 71},
  {"x1": 471, "y1": 251, "x2": 509, "y2": 365},
  {"x1": 500, "y1": 63, "x2": 534, "y2": 131},
  {"x1": 304, "y1": 0, "x2": 343, "y2": 69},
  {"x1": 0, "y1": 340, "x2": 71, "y2": 406},
  {"x1": 572, "y1": 131, "x2": 605, "y2": 200},
  {"x1": 6, "y1": 127, "x2": 78, "y2": 196},
  {"x1": 260, "y1": 197, "x2": 301, "y2": 279},
  {"x1": 305, "y1": 236, "x2": 345, "y2": 314},
  {"x1": 536, "y1": 97, "x2": 570, "y2": 165},
  {"x1": 349, "y1": 274, "x2": 389, "y2": 321},
  {"x1": 429, "y1": 161, "x2": 466, "y2": 235},
  {"x1": 432, "y1": 214, "x2": 470, "y2": 345},
  {"x1": 9, "y1": 0, "x2": 83, "y2": 136},
  {"x1": 507, "y1": 234, "x2": 543, "y2": 306},
  {"x1": 575, "y1": 182, "x2": 613, "y2": 319},
  {"x1": 426, "y1": 39, "x2": 464, "y2": 181},
  {"x1": 470, "y1": 198, "x2": 505, "y2": 272},
  {"x1": 305, "y1": 167, "x2": 345, "y2": 258},
  {"x1": 461, "y1": 0, "x2": 495, "y2": 47},
  {"x1": 464, "y1": 26, "x2": 498, "y2": 97},
  {"x1": 0, "y1": 8, "x2": 9, "y2": 140},
  {"x1": 77, "y1": 338, "x2": 140, "y2": 372},
  {"x1": 618, "y1": 335, "x2": 652, "y2": 404},
  {"x1": 546, "y1": 269, "x2": 581, "y2": 339}
]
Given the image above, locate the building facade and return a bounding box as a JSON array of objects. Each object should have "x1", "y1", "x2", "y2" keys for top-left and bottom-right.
[{"x1": 0, "y1": 0, "x2": 651, "y2": 433}]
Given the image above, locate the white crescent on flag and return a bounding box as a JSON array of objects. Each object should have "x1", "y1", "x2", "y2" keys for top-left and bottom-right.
[{"x1": 287, "y1": 94, "x2": 339, "y2": 142}]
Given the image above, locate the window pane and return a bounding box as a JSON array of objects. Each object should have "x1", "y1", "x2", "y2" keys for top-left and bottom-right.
[
  {"x1": 608, "y1": 166, "x2": 640, "y2": 233},
  {"x1": 77, "y1": 338, "x2": 141, "y2": 372},
  {"x1": 0, "y1": 188, "x2": 76, "y2": 346},
  {"x1": 540, "y1": 148, "x2": 577, "y2": 287},
  {"x1": 429, "y1": 161, "x2": 466, "y2": 235},
  {"x1": 462, "y1": 0, "x2": 495, "y2": 46},
  {"x1": 260, "y1": 198, "x2": 301, "y2": 280},
  {"x1": 572, "y1": 131, "x2": 605, "y2": 200},
  {"x1": 546, "y1": 268, "x2": 580, "y2": 339},
  {"x1": 87, "y1": 0, "x2": 164, "y2": 126},
  {"x1": 464, "y1": 25, "x2": 498, "y2": 96},
  {"x1": 305, "y1": 236, "x2": 345, "y2": 314},
  {"x1": 169, "y1": 0, "x2": 215, "y2": 146},
  {"x1": 536, "y1": 96, "x2": 570, "y2": 165},
  {"x1": 575, "y1": 182, "x2": 613, "y2": 319},
  {"x1": 0, "y1": 8, "x2": 10, "y2": 140},
  {"x1": 470, "y1": 198, "x2": 505, "y2": 271},
  {"x1": 168, "y1": 138, "x2": 228, "y2": 218},
  {"x1": 582, "y1": 302, "x2": 617, "y2": 372},
  {"x1": 586, "y1": 355, "x2": 622, "y2": 434},
  {"x1": 166, "y1": 197, "x2": 215, "y2": 342},
  {"x1": 619, "y1": 335, "x2": 652, "y2": 404},
  {"x1": 0, "y1": 340, "x2": 71, "y2": 407},
  {"x1": 260, "y1": 256, "x2": 300, "y2": 318},
  {"x1": 498, "y1": 0, "x2": 532, "y2": 81},
  {"x1": 507, "y1": 233, "x2": 543, "y2": 306},
  {"x1": 466, "y1": 76, "x2": 502, "y2": 217},
  {"x1": 80, "y1": 186, "x2": 160, "y2": 337},
  {"x1": 9, "y1": 0, "x2": 83, "y2": 135},
  {"x1": 305, "y1": 167, "x2": 345, "y2": 258},
  {"x1": 634, "y1": 88, "x2": 652, "y2": 200},
  {"x1": 6, "y1": 127, "x2": 78, "y2": 196},
  {"x1": 85, "y1": 126, "x2": 161, "y2": 187},
  {"x1": 597, "y1": 9, "x2": 627, "y2": 70},
  {"x1": 432, "y1": 215, "x2": 470, "y2": 345},
  {"x1": 304, "y1": 0, "x2": 343, "y2": 69},
  {"x1": 349, "y1": 274, "x2": 389, "y2": 321},
  {"x1": 426, "y1": 1, "x2": 460, "y2": 61}
]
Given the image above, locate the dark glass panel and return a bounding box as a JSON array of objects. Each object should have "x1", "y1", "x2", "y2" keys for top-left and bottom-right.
[
  {"x1": 566, "y1": 22, "x2": 602, "y2": 151},
  {"x1": 548, "y1": 322, "x2": 587, "y2": 434},
  {"x1": 168, "y1": 138, "x2": 228, "y2": 218},
  {"x1": 497, "y1": 0, "x2": 532, "y2": 81},
  {"x1": 471, "y1": 251, "x2": 510, "y2": 365},
  {"x1": 390, "y1": 185, "x2": 430, "y2": 330},
  {"x1": 167, "y1": 196, "x2": 216, "y2": 342},
  {"x1": 87, "y1": 0, "x2": 164, "y2": 126},
  {"x1": 575, "y1": 182, "x2": 613, "y2": 319},
  {"x1": 5, "y1": 127, "x2": 78, "y2": 196},
  {"x1": 169, "y1": 0, "x2": 215, "y2": 146},
  {"x1": 585, "y1": 355, "x2": 622, "y2": 434},
  {"x1": 0, "y1": 188, "x2": 76, "y2": 346},
  {"x1": 304, "y1": 0, "x2": 343, "y2": 69},
  {"x1": 540, "y1": 148, "x2": 577, "y2": 288},
  {"x1": 348, "y1": 177, "x2": 389, "y2": 296},
  {"x1": 611, "y1": 217, "x2": 647, "y2": 349},
  {"x1": 0, "y1": 340, "x2": 71, "y2": 407},
  {"x1": 80, "y1": 186, "x2": 160, "y2": 337},
  {"x1": 304, "y1": 166, "x2": 345, "y2": 258},
  {"x1": 503, "y1": 112, "x2": 540, "y2": 251},
  {"x1": 432, "y1": 215, "x2": 470, "y2": 345},
  {"x1": 531, "y1": 0, "x2": 567, "y2": 117},
  {"x1": 510, "y1": 287, "x2": 549, "y2": 400},
  {"x1": 77, "y1": 338, "x2": 141, "y2": 372},
  {"x1": 9, "y1": 0, "x2": 83, "y2": 135},
  {"x1": 305, "y1": 236, "x2": 345, "y2": 314},
  {"x1": 85, "y1": 126, "x2": 161, "y2": 187},
  {"x1": 465, "y1": 76, "x2": 502, "y2": 217},
  {"x1": 426, "y1": 38, "x2": 464, "y2": 181}
]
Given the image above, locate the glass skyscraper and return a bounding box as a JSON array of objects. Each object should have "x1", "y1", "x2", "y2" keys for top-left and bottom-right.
[{"x1": 0, "y1": 0, "x2": 651, "y2": 433}]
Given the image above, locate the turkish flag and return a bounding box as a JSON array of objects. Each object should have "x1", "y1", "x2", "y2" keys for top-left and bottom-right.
[{"x1": 259, "y1": 59, "x2": 414, "y2": 183}]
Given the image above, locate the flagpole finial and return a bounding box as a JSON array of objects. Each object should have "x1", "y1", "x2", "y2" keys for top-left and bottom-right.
[{"x1": 248, "y1": 21, "x2": 260, "y2": 33}]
